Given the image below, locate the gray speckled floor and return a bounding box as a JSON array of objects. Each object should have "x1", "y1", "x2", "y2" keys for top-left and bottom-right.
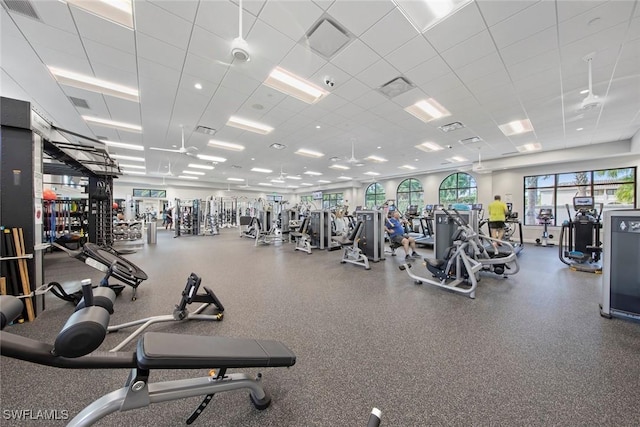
[{"x1": 1, "y1": 228, "x2": 639, "y2": 426}]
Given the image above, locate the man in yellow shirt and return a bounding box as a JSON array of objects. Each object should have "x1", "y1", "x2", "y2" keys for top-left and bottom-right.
[{"x1": 487, "y1": 195, "x2": 509, "y2": 253}]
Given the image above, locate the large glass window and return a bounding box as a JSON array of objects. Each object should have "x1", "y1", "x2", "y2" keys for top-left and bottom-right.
[
  {"x1": 524, "y1": 167, "x2": 636, "y2": 226},
  {"x1": 439, "y1": 173, "x2": 477, "y2": 206},
  {"x1": 322, "y1": 192, "x2": 343, "y2": 210},
  {"x1": 396, "y1": 178, "x2": 423, "y2": 214},
  {"x1": 364, "y1": 183, "x2": 386, "y2": 209}
]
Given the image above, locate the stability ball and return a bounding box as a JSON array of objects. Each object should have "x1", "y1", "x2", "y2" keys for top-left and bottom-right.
[{"x1": 43, "y1": 188, "x2": 57, "y2": 200}]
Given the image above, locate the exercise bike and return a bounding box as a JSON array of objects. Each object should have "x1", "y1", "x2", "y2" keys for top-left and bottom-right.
[{"x1": 535, "y1": 209, "x2": 555, "y2": 246}]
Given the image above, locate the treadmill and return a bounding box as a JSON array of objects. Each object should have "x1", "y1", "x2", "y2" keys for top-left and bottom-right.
[{"x1": 414, "y1": 204, "x2": 435, "y2": 247}]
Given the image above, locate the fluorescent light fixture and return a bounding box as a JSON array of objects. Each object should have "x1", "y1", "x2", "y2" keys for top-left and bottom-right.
[
  {"x1": 197, "y1": 154, "x2": 227, "y2": 162},
  {"x1": 393, "y1": 0, "x2": 472, "y2": 33},
  {"x1": 264, "y1": 66, "x2": 329, "y2": 104},
  {"x1": 82, "y1": 116, "x2": 141, "y2": 132},
  {"x1": 364, "y1": 172, "x2": 380, "y2": 176},
  {"x1": 337, "y1": 176, "x2": 353, "y2": 180},
  {"x1": 285, "y1": 176, "x2": 302, "y2": 180},
  {"x1": 208, "y1": 139, "x2": 245, "y2": 151},
  {"x1": 270, "y1": 179, "x2": 285, "y2": 184},
  {"x1": 365, "y1": 155, "x2": 387, "y2": 163},
  {"x1": 103, "y1": 141, "x2": 144, "y2": 151},
  {"x1": 178, "y1": 175, "x2": 199, "y2": 180},
  {"x1": 226, "y1": 116, "x2": 273, "y2": 135},
  {"x1": 400, "y1": 165, "x2": 417, "y2": 170},
  {"x1": 580, "y1": 89, "x2": 589, "y2": 95},
  {"x1": 65, "y1": 0, "x2": 133, "y2": 29},
  {"x1": 49, "y1": 67, "x2": 138, "y2": 102},
  {"x1": 123, "y1": 170, "x2": 145, "y2": 175},
  {"x1": 182, "y1": 170, "x2": 205, "y2": 176},
  {"x1": 251, "y1": 168, "x2": 272, "y2": 173},
  {"x1": 405, "y1": 98, "x2": 451, "y2": 122},
  {"x1": 188, "y1": 163, "x2": 215, "y2": 170},
  {"x1": 287, "y1": 185, "x2": 300, "y2": 189},
  {"x1": 317, "y1": 179, "x2": 331, "y2": 183},
  {"x1": 415, "y1": 141, "x2": 444, "y2": 152},
  {"x1": 301, "y1": 183, "x2": 313, "y2": 186},
  {"x1": 498, "y1": 119, "x2": 534, "y2": 136},
  {"x1": 227, "y1": 177, "x2": 245, "y2": 182},
  {"x1": 447, "y1": 156, "x2": 468, "y2": 162},
  {"x1": 330, "y1": 164, "x2": 350, "y2": 170},
  {"x1": 118, "y1": 163, "x2": 145, "y2": 169},
  {"x1": 258, "y1": 182, "x2": 273, "y2": 186},
  {"x1": 111, "y1": 154, "x2": 145, "y2": 162},
  {"x1": 517, "y1": 142, "x2": 542, "y2": 152},
  {"x1": 295, "y1": 148, "x2": 324, "y2": 158},
  {"x1": 304, "y1": 171, "x2": 323, "y2": 176}
]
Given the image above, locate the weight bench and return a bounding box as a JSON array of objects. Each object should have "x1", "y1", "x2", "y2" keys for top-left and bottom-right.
[
  {"x1": 52, "y1": 242, "x2": 148, "y2": 300},
  {"x1": 0, "y1": 289, "x2": 296, "y2": 427}
]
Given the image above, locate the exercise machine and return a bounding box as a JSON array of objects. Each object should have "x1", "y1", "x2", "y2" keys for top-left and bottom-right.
[
  {"x1": 355, "y1": 210, "x2": 386, "y2": 262},
  {"x1": 559, "y1": 196, "x2": 603, "y2": 273},
  {"x1": 291, "y1": 217, "x2": 314, "y2": 254},
  {"x1": 414, "y1": 204, "x2": 435, "y2": 247},
  {"x1": 535, "y1": 209, "x2": 554, "y2": 246},
  {"x1": 52, "y1": 242, "x2": 147, "y2": 300},
  {"x1": 333, "y1": 220, "x2": 370, "y2": 270},
  {"x1": 600, "y1": 210, "x2": 640, "y2": 321},
  {"x1": 107, "y1": 272, "x2": 224, "y2": 351},
  {"x1": 503, "y1": 203, "x2": 524, "y2": 255},
  {"x1": 0, "y1": 287, "x2": 296, "y2": 426}
]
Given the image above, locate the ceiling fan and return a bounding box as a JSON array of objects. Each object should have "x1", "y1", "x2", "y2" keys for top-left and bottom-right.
[
  {"x1": 332, "y1": 139, "x2": 364, "y2": 166},
  {"x1": 149, "y1": 126, "x2": 198, "y2": 157},
  {"x1": 230, "y1": 0, "x2": 250, "y2": 62},
  {"x1": 268, "y1": 166, "x2": 288, "y2": 183},
  {"x1": 580, "y1": 52, "x2": 602, "y2": 111}
]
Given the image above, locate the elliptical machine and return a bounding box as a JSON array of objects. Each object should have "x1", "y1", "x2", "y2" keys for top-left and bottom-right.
[{"x1": 559, "y1": 196, "x2": 603, "y2": 273}]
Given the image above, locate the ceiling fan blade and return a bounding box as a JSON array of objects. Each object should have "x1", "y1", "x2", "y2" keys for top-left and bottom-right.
[{"x1": 150, "y1": 147, "x2": 181, "y2": 153}]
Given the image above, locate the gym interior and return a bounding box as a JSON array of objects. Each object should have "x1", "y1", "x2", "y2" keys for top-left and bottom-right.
[{"x1": 1, "y1": 1, "x2": 640, "y2": 426}]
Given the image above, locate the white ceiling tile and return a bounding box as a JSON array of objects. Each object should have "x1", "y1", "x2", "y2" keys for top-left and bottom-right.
[
  {"x1": 245, "y1": 19, "x2": 297, "y2": 67},
  {"x1": 104, "y1": 97, "x2": 141, "y2": 123},
  {"x1": 182, "y1": 53, "x2": 228, "y2": 87},
  {"x1": 331, "y1": 39, "x2": 380, "y2": 76},
  {"x1": 147, "y1": 0, "x2": 199, "y2": 22},
  {"x1": 385, "y1": 34, "x2": 437, "y2": 73},
  {"x1": 559, "y1": 1, "x2": 636, "y2": 46},
  {"x1": 423, "y1": 73, "x2": 465, "y2": 98},
  {"x1": 425, "y1": 2, "x2": 486, "y2": 53},
  {"x1": 506, "y1": 49, "x2": 559, "y2": 82},
  {"x1": 440, "y1": 30, "x2": 496, "y2": 69},
  {"x1": 312, "y1": 0, "x2": 335, "y2": 12},
  {"x1": 404, "y1": 55, "x2": 451, "y2": 86},
  {"x1": 489, "y1": 0, "x2": 556, "y2": 49},
  {"x1": 332, "y1": 77, "x2": 371, "y2": 100},
  {"x1": 30, "y1": 0, "x2": 76, "y2": 33},
  {"x1": 317, "y1": 93, "x2": 349, "y2": 111},
  {"x1": 499, "y1": 26, "x2": 557, "y2": 66},
  {"x1": 72, "y1": 7, "x2": 135, "y2": 54},
  {"x1": 220, "y1": 71, "x2": 262, "y2": 97},
  {"x1": 83, "y1": 39, "x2": 137, "y2": 76},
  {"x1": 27, "y1": 42, "x2": 92, "y2": 75},
  {"x1": 137, "y1": 58, "x2": 181, "y2": 86},
  {"x1": 465, "y1": 69, "x2": 512, "y2": 97},
  {"x1": 360, "y1": 8, "x2": 417, "y2": 57},
  {"x1": 279, "y1": 43, "x2": 327, "y2": 79},
  {"x1": 8, "y1": 13, "x2": 85, "y2": 57},
  {"x1": 134, "y1": 1, "x2": 193, "y2": 49},
  {"x1": 475, "y1": 0, "x2": 539, "y2": 27},
  {"x1": 258, "y1": 0, "x2": 324, "y2": 41},
  {"x1": 90, "y1": 62, "x2": 138, "y2": 89},
  {"x1": 136, "y1": 33, "x2": 187, "y2": 72},
  {"x1": 388, "y1": 87, "x2": 423, "y2": 108},
  {"x1": 356, "y1": 59, "x2": 400, "y2": 89},
  {"x1": 188, "y1": 26, "x2": 234, "y2": 63},
  {"x1": 327, "y1": 0, "x2": 395, "y2": 36},
  {"x1": 196, "y1": 0, "x2": 257, "y2": 41},
  {"x1": 556, "y1": 0, "x2": 608, "y2": 23},
  {"x1": 455, "y1": 52, "x2": 505, "y2": 85},
  {"x1": 352, "y1": 90, "x2": 388, "y2": 110},
  {"x1": 310, "y1": 62, "x2": 354, "y2": 91}
]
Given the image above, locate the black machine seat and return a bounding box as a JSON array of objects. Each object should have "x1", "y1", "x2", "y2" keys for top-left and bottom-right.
[
  {"x1": 426, "y1": 258, "x2": 446, "y2": 269},
  {"x1": 137, "y1": 332, "x2": 296, "y2": 369}
]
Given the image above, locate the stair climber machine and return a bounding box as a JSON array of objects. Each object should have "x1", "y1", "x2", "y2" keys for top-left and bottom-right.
[{"x1": 559, "y1": 196, "x2": 603, "y2": 273}]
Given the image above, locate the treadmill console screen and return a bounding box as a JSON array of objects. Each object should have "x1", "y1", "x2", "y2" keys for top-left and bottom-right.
[{"x1": 573, "y1": 196, "x2": 594, "y2": 210}]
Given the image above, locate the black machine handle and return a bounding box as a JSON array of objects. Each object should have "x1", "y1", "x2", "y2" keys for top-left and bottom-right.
[{"x1": 367, "y1": 408, "x2": 382, "y2": 427}]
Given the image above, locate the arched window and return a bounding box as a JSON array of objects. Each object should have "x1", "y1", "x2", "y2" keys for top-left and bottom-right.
[
  {"x1": 439, "y1": 173, "x2": 477, "y2": 206},
  {"x1": 364, "y1": 182, "x2": 386, "y2": 209},
  {"x1": 396, "y1": 178, "x2": 424, "y2": 214}
]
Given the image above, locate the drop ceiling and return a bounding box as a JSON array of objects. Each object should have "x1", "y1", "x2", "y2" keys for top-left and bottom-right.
[{"x1": 1, "y1": 0, "x2": 639, "y2": 191}]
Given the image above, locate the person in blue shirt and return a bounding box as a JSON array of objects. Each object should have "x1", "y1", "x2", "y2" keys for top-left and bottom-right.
[{"x1": 385, "y1": 210, "x2": 420, "y2": 260}]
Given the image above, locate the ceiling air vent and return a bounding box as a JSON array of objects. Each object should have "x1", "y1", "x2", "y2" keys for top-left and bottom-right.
[
  {"x1": 69, "y1": 96, "x2": 90, "y2": 109},
  {"x1": 459, "y1": 136, "x2": 482, "y2": 145},
  {"x1": 270, "y1": 143, "x2": 286, "y2": 150},
  {"x1": 2, "y1": 0, "x2": 40, "y2": 20},
  {"x1": 439, "y1": 122, "x2": 465, "y2": 132},
  {"x1": 231, "y1": 165, "x2": 242, "y2": 169},
  {"x1": 377, "y1": 77, "x2": 415, "y2": 99},
  {"x1": 304, "y1": 15, "x2": 353, "y2": 59},
  {"x1": 194, "y1": 125, "x2": 216, "y2": 136}
]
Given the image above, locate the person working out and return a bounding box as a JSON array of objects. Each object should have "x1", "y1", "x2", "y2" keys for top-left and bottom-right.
[
  {"x1": 487, "y1": 195, "x2": 509, "y2": 253},
  {"x1": 386, "y1": 210, "x2": 420, "y2": 260},
  {"x1": 165, "y1": 208, "x2": 173, "y2": 230}
]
